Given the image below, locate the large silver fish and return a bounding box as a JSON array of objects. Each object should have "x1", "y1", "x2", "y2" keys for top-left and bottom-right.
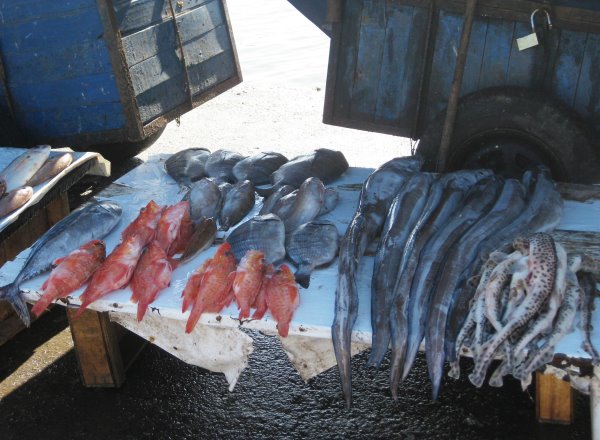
[
  {"x1": 282, "y1": 177, "x2": 325, "y2": 232},
  {"x1": 424, "y1": 178, "x2": 526, "y2": 399},
  {"x1": 399, "y1": 176, "x2": 501, "y2": 391},
  {"x1": 259, "y1": 148, "x2": 349, "y2": 196},
  {"x1": 0, "y1": 200, "x2": 122, "y2": 326},
  {"x1": 165, "y1": 148, "x2": 211, "y2": 188},
  {"x1": 183, "y1": 178, "x2": 222, "y2": 223},
  {"x1": 226, "y1": 214, "x2": 286, "y2": 264},
  {"x1": 0, "y1": 186, "x2": 33, "y2": 217},
  {"x1": 332, "y1": 156, "x2": 422, "y2": 408},
  {"x1": 219, "y1": 180, "x2": 256, "y2": 231},
  {"x1": 27, "y1": 152, "x2": 73, "y2": 187},
  {"x1": 285, "y1": 220, "x2": 339, "y2": 288},
  {"x1": 368, "y1": 172, "x2": 434, "y2": 367},
  {"x1": 271, "y1": 190, "x2": 297, "y2": 220},
  {"x1": 1, "y1": 145, "x2": 51, "y2": 192},
  {"x1": 259, "y1": 185, "x2": 294, "y2": 215},
  {"x1": 232, "y1": 152, "x2": 288, "y2": 185},
  {"x1": 204, "y1": 149, "x2": 245, "y2": 183},
  {"x1": 318, "y1": 187, "x2": 340, "y2": 217}
]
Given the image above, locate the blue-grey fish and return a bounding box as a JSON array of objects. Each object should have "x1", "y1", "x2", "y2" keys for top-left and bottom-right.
[
  {"x1": 233, "y1": 151, "x2": 288, "y2": 185},
  {"x1": 282, "y1": 177, "x2": 325, "y2": 232},
  {"x1": 0, "y1": 200, "x2": 122, "y2": 326},
  {"x1": 271, "y1": 190, "x2": 297, "y2": 220},
  {"x1": 183, "y1": 178, "x2": 222, "y2": 223},
  {"x1": 219, "y1": 180, "x2": 256, "y2": 231},
  {"x1": 259, "y1": 184, "x2": 294, "y2": 215},
  {"x1": 332, "y1": 156, "x2": 422, "y2": 408},
  {"x1": 285, "y1": 220, "x2": 339, "y2": 288},
  {"x1": 27, "y1": 152, "x2": 73, "y2": 187},
  {"x1": 204, "y1": 149, "x2": 245, "y2": 183},
  {"x1": 165, "y1": 148, "x2": 211, "y2": 188},
  {"x1": 1, "y1": 145, "x2": 51, "y2": 191},
  {"x1": 226, "y1": 214, "x2": 286, "y2": 264},
  {"x1": 318, "y1": 187, "x2": 339, "y2": 217}
]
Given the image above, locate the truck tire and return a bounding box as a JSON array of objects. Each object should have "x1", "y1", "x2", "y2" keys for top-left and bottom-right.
[
  {"x1": 73, "y1": 126, "x2": 166, "y2": 162},
  {"x1": 415, "y1": 87, "x2": 600, "y2": 183}
]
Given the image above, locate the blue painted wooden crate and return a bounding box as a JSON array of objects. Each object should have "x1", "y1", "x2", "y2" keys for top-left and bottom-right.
[
  {"x1": 324, "y1": 0, "x2": 600, "y2": 140},
  {"x1": 0, "y1": 0, "x2": 241, "y2": 150}
]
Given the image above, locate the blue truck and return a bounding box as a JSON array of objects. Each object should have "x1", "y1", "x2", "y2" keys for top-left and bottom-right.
[
  {"x1": 0, "y1": 0, "x2": 241, "y2": 161},
  {"x1": 291, "y1": 0, "x2": 600, "y2": 183}
]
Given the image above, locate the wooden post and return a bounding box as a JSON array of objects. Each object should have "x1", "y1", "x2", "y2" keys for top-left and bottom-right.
[
  {"x1": 536, "y1": 371, "x2": 574, "y2": 424},
  {"x1": 67, "y1": 308, "x2": 147, "y2": 387}
]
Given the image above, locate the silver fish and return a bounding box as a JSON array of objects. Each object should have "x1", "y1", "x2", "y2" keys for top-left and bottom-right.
[
  {"x1": 271, "y1": 190, "x2": 297, "y2": 220},
  {"x1": 204, "y1": 149, "x2": 245, "y2": 183},
  {"x1": 183, "y1": 178, "x2": 222, "y2": 222},
  {"x1": 285, "y1": 220, "x2": 339, "y2": 288},
  {"x1": 260, "y1": 148, "x2": 349, "y2": 196},
  {"x1": 283, "y1": 177, "x2": 325, "y2": 232},
  {"x1": 332, "y1": 156, "x2": 422, "y2": 408},
  {"x1": 165, "y1": 148, "x2": 211, "y2": 188},
  {"x1": 0, "y1": 186, "x2": 33, "y2": 216},
  {"x1": 259, "y1": 184, "x2": 294, "y2": 215},
  {"x1": 233, "y1": 151, "x2": 288, "y2": 185},
  {"x1": 219, "y1": 180, "x2": 256, "y2": 231},
  {"x1": 318, "y1": 187, "x2": 339, "y2": 217},
  {"x1": 1, "y1": 145, "x2": 51, "y2": 192},
  {"x1": 27, "y1": 152, "x2": 73, "y2": 186},
  {"x1": 368, "y1": 172, "x2": 433, "y2": 368},
  {"x1": 226, "y1": 214, "x2": 285, "y2": 264},
  {"x1": 0, "y1": 200, "x2": 122, "y2": 326},
  {"x1": 173, "y1": 218, "x2": 217, "y2": 265}
]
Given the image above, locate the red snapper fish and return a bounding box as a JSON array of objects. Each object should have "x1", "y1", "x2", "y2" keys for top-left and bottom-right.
[
  {"x1": 76, "y1": 234, "x2": 145, "y2": 317},
  {"x1": 251, "y1": 263, "x2": 274, "y2": 320},
  {"x1": 181, "y1": 258, "x2": 211, "y2": 313},
  {"x1": 265, "y1": 264, "x2": 299, "y2": 337},
  {"x1": 31, "y1": 240, "x2": 106, "y2": 318},
  {"x1": 155, "y1": 201, "x2": 192, "y2": 256},
  {"x1": 185, "y1": 242, "x2": 236, "y2": 333},
  {"x1": 121, "y1": 200, "x2": 164, "y2": 246},
  {"x1": 232, "y1": 250, "x2": 265, "y2": 320},
  {"x1": 131, "y1": 241, "x2": 172, "y2": 322}
]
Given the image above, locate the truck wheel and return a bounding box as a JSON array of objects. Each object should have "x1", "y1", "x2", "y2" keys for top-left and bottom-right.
[
  {"x1": 73, "y1": 126, "x2": 166, "y2": 162},
  {"x1": 415, "y1": 87, "x2": 600, "y2": 183}
]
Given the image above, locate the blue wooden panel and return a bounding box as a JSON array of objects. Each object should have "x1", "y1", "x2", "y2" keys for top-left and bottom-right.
[
  {"x1": 332, "y1": 0, "x2": 363, "y2": 118},
  {"x1": 136, "y1": 73, "x2": 187, "y2": 123},
  {"x1": 574, "y1": 33, "x2": 600, "y2": 125},
  {"x1": 129, "y1": 50, "x2": 184, "y2": 97},
  {"x1": 551, "y1": 30, "x2": 587, "y2": 107},
  {"x1": 374, "y1": 4, "x2": 417, "y2": 124},
  {"x1": 0, "y1": 5, "x2": 103, "y2": 55},
  {"x1": 506, "y1": 22, "x2": 537, "y2": 87},
  {"x1": 177, "y1": 0, "x2": 223, "y2": 42},
  {"x1": 350, "y1": 0, "x2": 386, "y2": 120},
  {"x1": 4, "y1": 39, "x2": 114, "y2": 85},
  {"x1": 9, "y1": 73, "x2": 120, "y2": 111},
  {"x1": 459, "y1": 18, "x2": 488, "y2": 96},
  {"x1": 17, "y1": 102, "x2": 126, "y2": 138},
  {"x1": 182, "y1": 24, "x2": 231, "y2": 67},
  {"x1": 188, "y1": 49, "x2": 236, "y2": 96},
  {"x1": 0, "y1": 0, "x2": 95, "y2": 24},
  {"x1": 121, "y1": 20, "x2": 177, "y2": 67},
  {"x1": 478, "y1": 19, "x2": 515, "y2": 90}
]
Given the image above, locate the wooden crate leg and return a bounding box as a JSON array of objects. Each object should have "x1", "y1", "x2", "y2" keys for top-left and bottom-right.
[{"x1": 536, "y1": 371, "x2": 574, "y2": 424}]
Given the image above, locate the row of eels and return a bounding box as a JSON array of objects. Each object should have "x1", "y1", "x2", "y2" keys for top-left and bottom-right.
[{"x1": 331, "y1": 155, "x2": 598, "y2": 407}]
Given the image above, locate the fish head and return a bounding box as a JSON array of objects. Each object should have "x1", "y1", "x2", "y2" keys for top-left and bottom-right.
[{"x1": 83, "y1": 239, "x2": 107, "y2": 259}]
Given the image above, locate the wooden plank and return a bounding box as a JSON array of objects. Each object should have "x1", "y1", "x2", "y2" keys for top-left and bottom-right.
[
  {"x1": 188, "y1": 49, "x2": 236, "y2": 96},
  {"x1": 128, "y1": 50, "x2": 184, "y2": 97},
  {"x1": 181, "y1": 24, "x2": 231, "y2": 68},
  {"x1": 477, "y1": 18, "x2": 514, "y2": 90},
  {"x1": 349, "y1": 0, "x2": 386, "y2": 121},
  {"x1": 536, "y1": 371, "x2": 574, "y2": 424},
  {"x1": 573, "y1": 33, "x2": 600, "y2": 125},
  {"x1": 506, "y1": 21, "x2": 537, "y2": 88},
  {"x1": 332, "y1": 0, "x2": 363, "y2": 120},
  {"x1": 0, "y1": 311, "x2": 26, "y2": 347},
  {"x1": 459, "y1": 17, "x2": 488, "y2": 95},
  {"x1": 136, "y1": 73, "x2": 188, "y2": 124},
  {"x1": 551, "y1": 30, "x2": 588, "y2": 108},
  {"x1": 44, "y1": 193, "x2": 70, "y2": 227},
  {"x1": 67, "y1": 308, "x2": 126, "y2": 387},
  {"x1": 177, "y1": 1, "x2": 224, "y2": 42},
  {"x1": 0, "y1": 0, "x2": 94, "y2": 24}
]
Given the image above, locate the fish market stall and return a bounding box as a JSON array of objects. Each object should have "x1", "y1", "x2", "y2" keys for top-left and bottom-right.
[{"x1": 1, "y1": 153, "x2": 599, "y2": 428}]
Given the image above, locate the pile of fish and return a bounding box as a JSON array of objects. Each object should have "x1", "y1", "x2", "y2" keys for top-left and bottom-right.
[
  {"x1": 0, "y1": 145, "x2": 74, "y2": 217},
  {"x1": 453, "y1": 232, "x2": 599, "y2": 390},
  {"x1": 0, "y1": 200, "x2": 123, "y2": 325},
  {"x1": 332, "y1": 157, "x2": 567, "y2": 407},
  {"x1": 183, "y1": 243, "x2": 300, "y2": 337}
]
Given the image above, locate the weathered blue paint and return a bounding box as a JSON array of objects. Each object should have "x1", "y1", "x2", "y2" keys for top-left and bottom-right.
[
  {"x1": 0, "y1": 0, "x2": 239, "y2": 147},
  {"x1": 286, "y1": 0, "x2": 330, "y2": 36},
  {"x1": 326, "y1": 0, "x2": 600, "y2": 139}
]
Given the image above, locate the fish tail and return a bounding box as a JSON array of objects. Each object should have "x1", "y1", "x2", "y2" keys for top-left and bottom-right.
[
  {"x1": 294, "y1": 266, "x2": 312, "y2": 289},
  {"x1": 426, "y1": 347, "x2": 444, "y2": 401},
  {"x1": 367, "y1": 333, "x2": 390, "y2": 368},
  {"x1": 277, "y1": 321, "x2": 290, "y2": 338},
  {"x1": 30, "y1": 294, "x2": 54, "y2": 319},
  {"x1": 401, "y1": 338, "x2": 422, "y2": 381},
  {"x1": 252, "y1": 306, "x2": 267, "y2": 320},
  {"x1": 331, "y1": 321, "x2": 352, "y2": 409},
  {"x1": 74, "y1": 299, "x2": 92, "y2": 319},
  {"x1": 0, "y1": 283, "x2": 30, "y2": 327},
  {"x1": 238, "y1": 307, "x2": 250, "y2": 320},
  {"x1": 185, "y1": 304, "x2": 204, "y2": 334},
  {"x1": 137, "y1": 302, "x2": 148, "y2": 322}
]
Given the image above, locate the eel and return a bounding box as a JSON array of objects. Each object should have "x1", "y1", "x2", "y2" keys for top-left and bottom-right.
[
  {"x1": 424, "y1": 178, "x2": 526, "y2": 399},
  {"x1": 368, "y1": 172, "x2": 434, "y2": 367},
  {"x1": 579, "y1": 270, "x2": 600, "y2": 364},
  {"x1": 332, "y1": 156, "x2": 422, "y2": 408}
]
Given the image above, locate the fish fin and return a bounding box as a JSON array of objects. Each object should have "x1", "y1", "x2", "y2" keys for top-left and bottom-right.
[
  {"x1": 255, "y1": 186, "x2": 276, "y2": 198},
  {"x1": 185, "y1": 303, "x2": 204, "y2": 334},
  {"x1": 294, "y1": 265, "x2": 312, "y2": 289},
  {"x1": 137, "y1": 302, "x2": 148, "y2": 322},
  {"x1": 0, "y1": 283, "x2": 31, "y2": 327},
  {"x1": 277, "y1": 321, "x2": 290, "y2": 338},
  {"x1": 31, "y1": 294, "x2": 54, "y2": 318}
]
